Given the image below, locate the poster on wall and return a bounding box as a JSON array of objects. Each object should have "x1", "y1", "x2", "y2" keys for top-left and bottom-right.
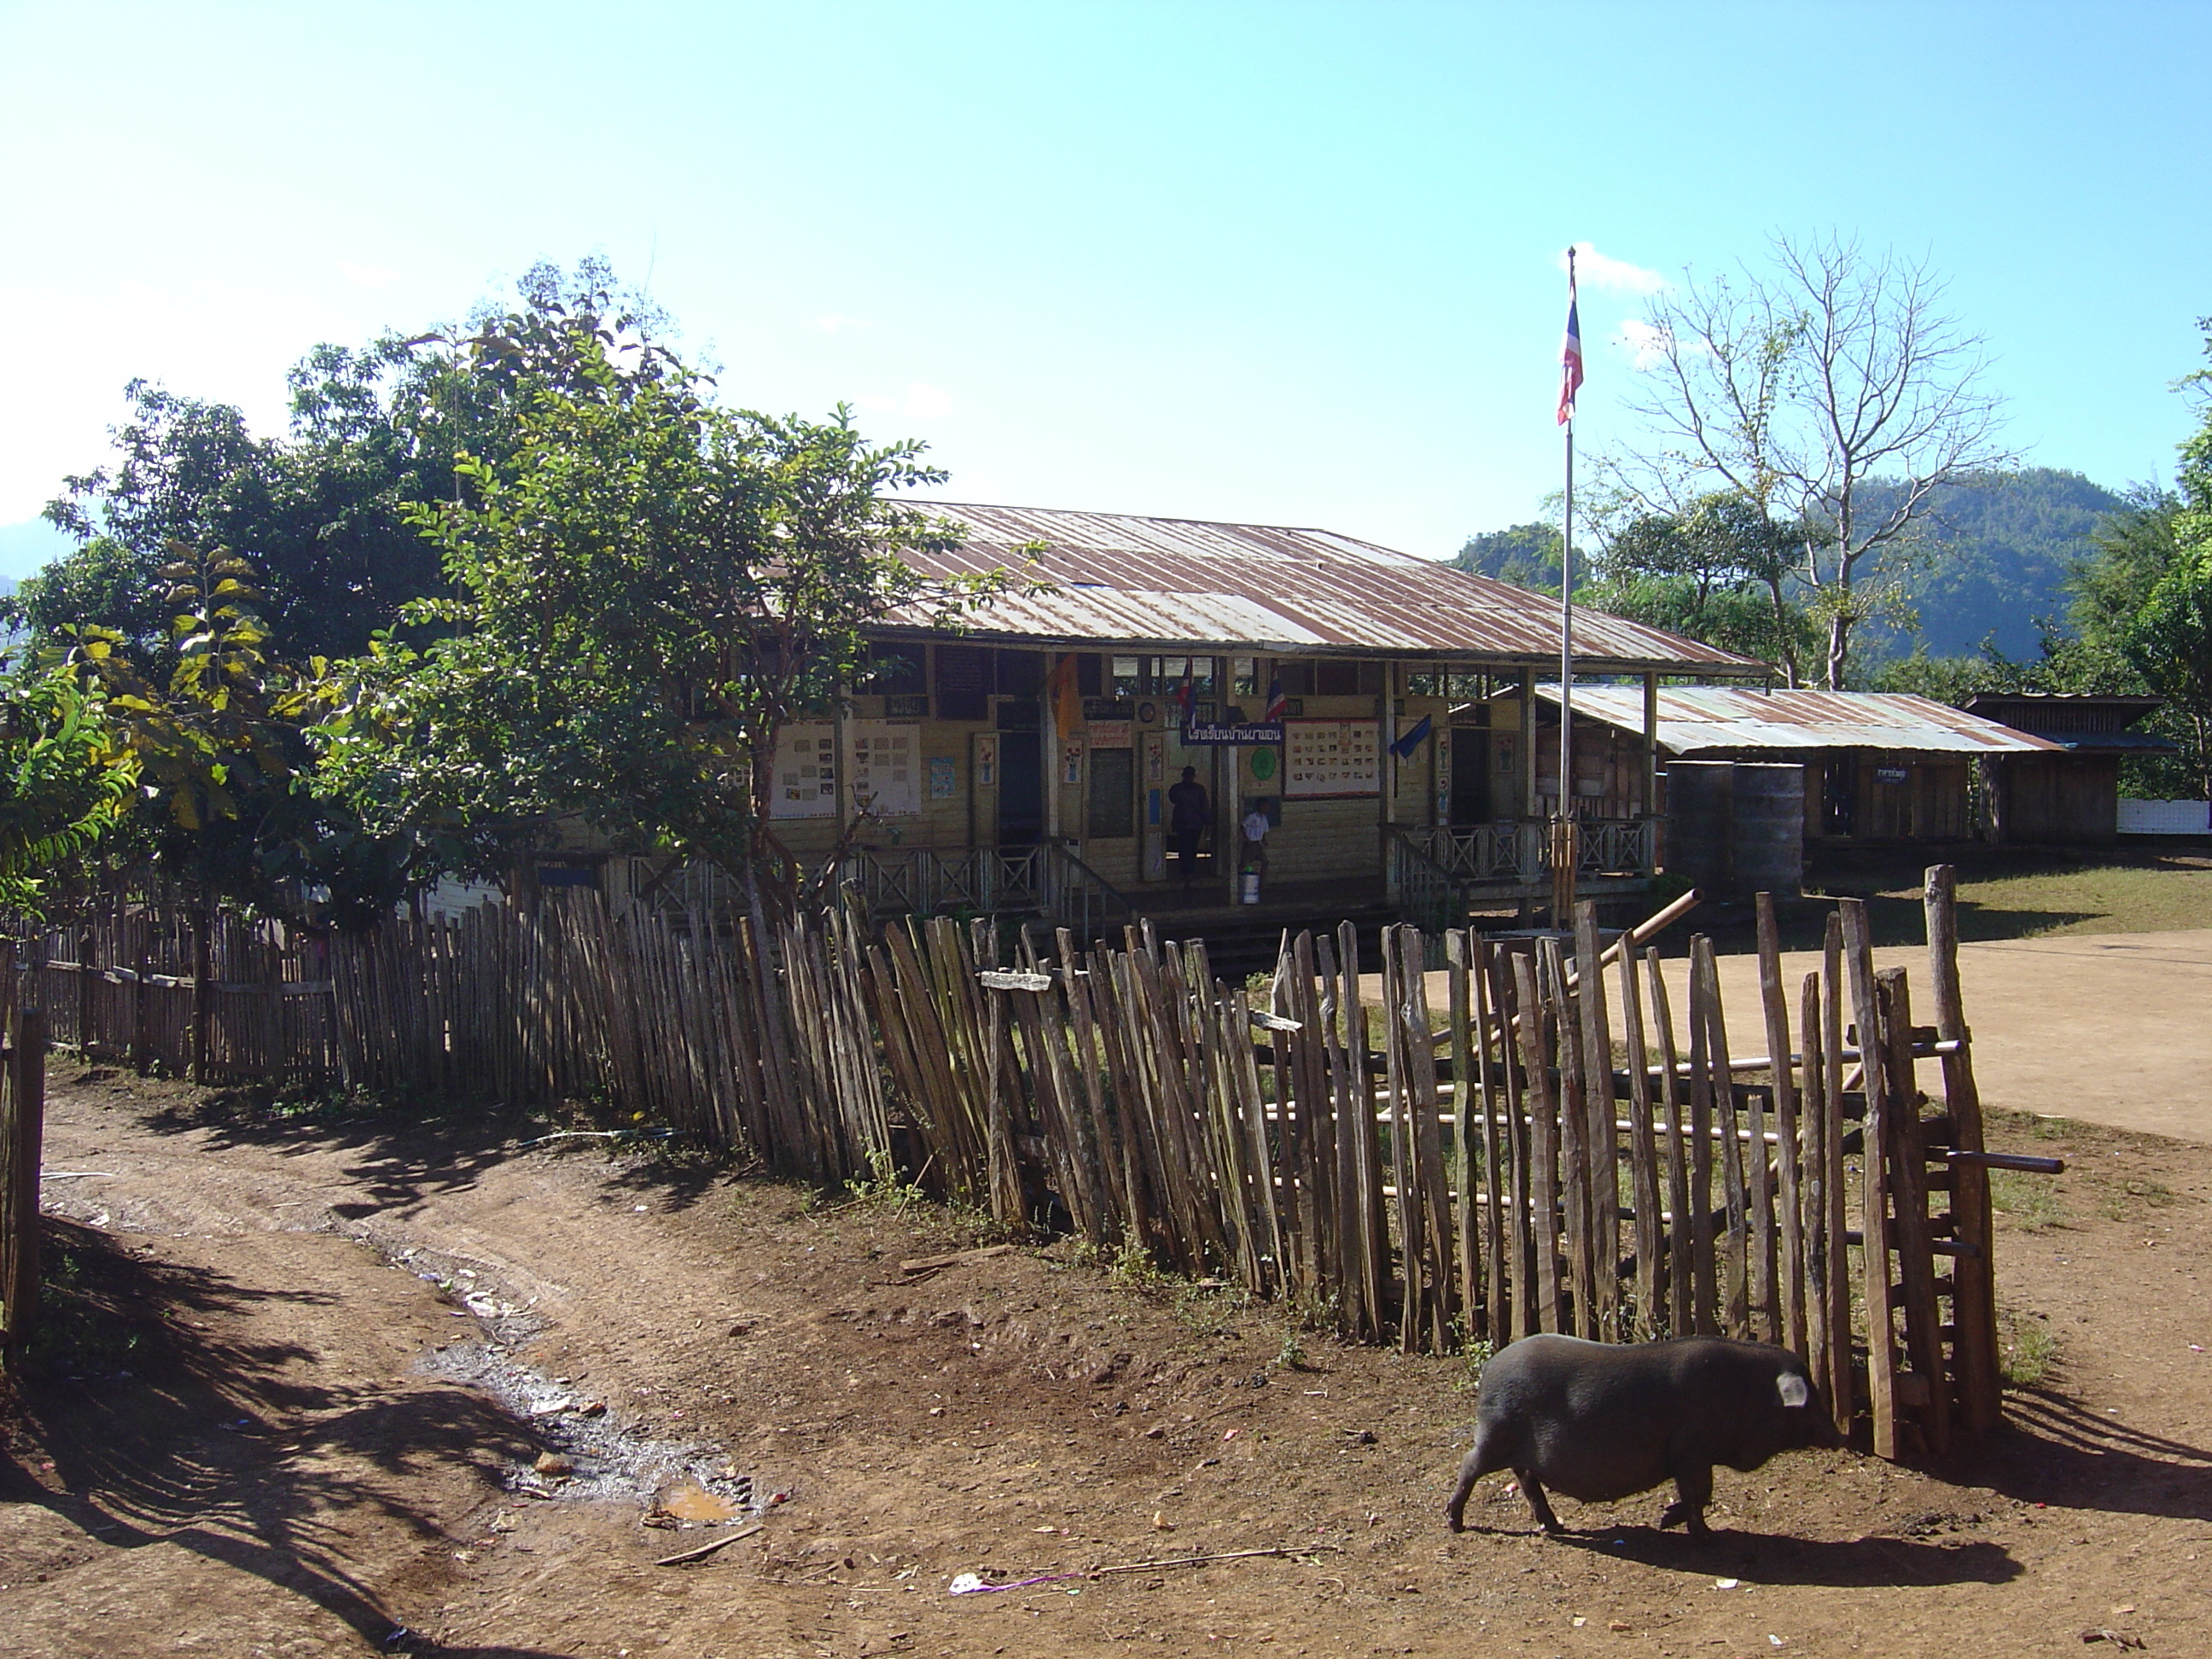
[
  {"x1": 1283, "y1": 719, "x2": 1380, "y2": 799},
  {"x1": 771, "y1": 722, "x2": 838, "y2": 818},
  {"x1": 847, "y1": 722, "x2": 920, "y2": 817}
]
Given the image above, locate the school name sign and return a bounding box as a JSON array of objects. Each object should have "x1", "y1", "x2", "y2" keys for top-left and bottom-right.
[{"x1": 1179, "y1": 720, "x2": 1287, "y2": 745}]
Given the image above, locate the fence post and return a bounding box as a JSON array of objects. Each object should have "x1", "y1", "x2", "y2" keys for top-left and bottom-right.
[
  {"x1": 189, "y1": 898, "x2": 212, "y2": 1085},
  {"x1": 1925, "y1": 865, "x2": 2002, "y2": 1435},
  {"x1": 1, "y1": 1006, "x2": 49, "y2": 1366}
]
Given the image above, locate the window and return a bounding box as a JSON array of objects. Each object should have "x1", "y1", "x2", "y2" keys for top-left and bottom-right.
[
  {"x1": 1076, "y1": 654, "x2": 1103, "y2": 697},
  {"x1": 1086, "y1": 747, "x2": 1135, "y2": 838},
  {"x1": 993, "y1": 649, "x2": 1045, "y2": 698},
  {"x1": 1111, "y1": 655, "x2": 1144, "y2": 697},
  {"x1": 1276, "y1": 660, "x2": 1315, "y2": 696},
  {"x1": 860, "y1": 642, "x2": 926, "y2": 695},
  {"x1": 934, "y1": 643, "x2": 991, "y2": 722},
  {"x1": 1231, "y1": 657, "x2": 1258, "y2": 696}
]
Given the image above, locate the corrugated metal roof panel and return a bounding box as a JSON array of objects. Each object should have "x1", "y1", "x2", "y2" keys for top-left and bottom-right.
[
  {"x1": 876, "y1": 503, "x2": 1764, "y2": 672},
  {"x1": 1535, "y1": 684, "x2": 2064, "y2": 754}
]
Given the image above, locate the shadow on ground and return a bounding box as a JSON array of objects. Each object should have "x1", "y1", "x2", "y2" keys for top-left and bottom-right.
[
  {"x1": 1968, "y1": 1389, "x2": 2212, "y2": 1523},
  {"x1": 1548, "y1": 1523, "x2": 2022, "y2": 1587},
  {"x1": 0, "y1": 1220, "x2": 556, "y2": 1654}
]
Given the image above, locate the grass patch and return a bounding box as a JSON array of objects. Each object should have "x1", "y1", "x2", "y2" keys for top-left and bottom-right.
[
  {"x1": 1998, "y1": 1307, "x2": 2058, "y2": 1388},
  {"x1": 1990, "y1": 1169, "x2": 2065, "y2": 1231},
  {"x1": 2098, "y1": 1177, "x2": 2180, "y2": 1224},
  {"x1": 1931, "y1": 860, "x2": 2212, "y2": 940}
]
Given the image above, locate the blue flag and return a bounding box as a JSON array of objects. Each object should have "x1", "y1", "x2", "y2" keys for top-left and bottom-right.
[{"x1": 1388, "y1": 714, "x2": 1434, "y2": 760}]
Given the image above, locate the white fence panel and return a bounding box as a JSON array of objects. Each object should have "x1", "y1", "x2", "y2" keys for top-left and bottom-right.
[{"x1": 2117, "y1": 798, "x2": 2212, "y2": 834}]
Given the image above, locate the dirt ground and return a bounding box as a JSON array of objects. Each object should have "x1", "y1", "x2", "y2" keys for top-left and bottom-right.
[
  {"x1": 3, "y1": 1054, "x2": 2209, "y2": 1659},
  {"x1": 1377, "y1": 924, "x2": 2212, "y2": 1144}
]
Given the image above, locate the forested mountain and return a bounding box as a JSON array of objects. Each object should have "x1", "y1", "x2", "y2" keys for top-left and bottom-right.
[
  {"x1": 1869, "y1": 467, "x2": 2125, "y2": 660},
  {"x1": 1456, "y1": 468, "x2": 2130, "y2": 665}
]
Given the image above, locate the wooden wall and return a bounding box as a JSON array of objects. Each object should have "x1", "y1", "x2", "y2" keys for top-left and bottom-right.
[{"x1": 1994, "y1": 754, "x2": 2120, "y2": 844}]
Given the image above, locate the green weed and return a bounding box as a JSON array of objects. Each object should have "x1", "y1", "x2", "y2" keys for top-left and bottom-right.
[
  {"x1": 1998, "y1": 1308, "x2": 2057, "y2": 1388},
  {"x1": 1990, "y1": 1170, "x2": 2064, "y2": 1231}
]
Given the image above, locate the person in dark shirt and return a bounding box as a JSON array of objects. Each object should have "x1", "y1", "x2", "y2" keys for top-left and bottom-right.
[{"x1": 1167, "y1": 765, "x2": 1209, "y2": 890}]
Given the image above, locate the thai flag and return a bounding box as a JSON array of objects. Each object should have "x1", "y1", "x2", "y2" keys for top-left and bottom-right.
[
  {"x1": 1177, "y1": 664, "x2": 1197, "y2": 725},
  {"x1": 1264, "y1": 675, "x2": 1288, "y2": 721},
  {"x1": 1557, "y1": 260, "x2": 1583, "y2": 427}
]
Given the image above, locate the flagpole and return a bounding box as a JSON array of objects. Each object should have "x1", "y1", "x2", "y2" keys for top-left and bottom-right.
[{"x1": 1555, "y1": 246, "x2": 1579, "y2": 927}]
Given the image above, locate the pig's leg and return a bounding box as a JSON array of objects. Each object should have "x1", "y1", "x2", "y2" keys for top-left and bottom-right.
[
  {"x1": 1657, "y1": 1463, "x2": 1713, "y2": 1537},
  {"x1": 1516, "y1": 1471, "x2": 1564, "y2": 1534},
  {"x1": 1443, "y1": 1431, "x2": 1507, "y2": 1532}
]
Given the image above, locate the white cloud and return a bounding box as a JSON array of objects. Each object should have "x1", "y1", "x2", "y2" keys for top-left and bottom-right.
[
  {"x1": 336, "y1": 259, "x2": 400, "y2": 288},
  {"x1": 1558, "y1": 242, "x2": 1667, "y2": 296},
  {"x1": 812, "y1": 311, "x2": 875, "y2": 334},
  {"x1": 1615, "y1": 317, "x2": 1674, "y2": 370}
]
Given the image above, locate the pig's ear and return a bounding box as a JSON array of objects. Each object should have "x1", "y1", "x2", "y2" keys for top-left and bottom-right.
[{"x1": 1775, "y1": 1372, "x2": 1811, "y2": 1410}]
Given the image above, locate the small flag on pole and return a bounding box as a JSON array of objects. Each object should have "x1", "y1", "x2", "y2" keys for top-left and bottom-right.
[
  {"x1": 1176, "y1": 662, "x2": 1197, "y2": 727},
  {"x1": 1557, "y1": 253, "x2": 1584, "y2": 427},
  {"x1": 1263, "y1": 675, "x2": 1288, "y2": 721}
]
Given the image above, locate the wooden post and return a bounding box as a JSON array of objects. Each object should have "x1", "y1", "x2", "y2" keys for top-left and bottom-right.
[
  {"x1": 1572, "y1": 902, "x2": 1618, "y2": 1338},
  {"x1": 76, "y1": 927, "x2": 96, "y2": 1057},
  {"x1": 1925, "y1": 865, "x2": 2001, "y2": 1436},
  {"x1": 189, "y1": 895, "x2": 213, "y2": 1085},
  {"x1": 1755, "y1": 894, "x2": 1803, "y2": 1355},
  {"x1": 1879, "y1": 966, "x2": 1952, "y2": 1457},
  {"x1": 1, "y1": 1007, "x2": 49, "y2": 1365},
  {"x1": 1839, "y1": 899, "x2": 1900, "y2": 1459}
]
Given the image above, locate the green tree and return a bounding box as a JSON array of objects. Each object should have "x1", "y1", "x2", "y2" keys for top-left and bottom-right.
[
  {"x1": 2120, "y1": 549, "x2": 2212, "y2": 801},
  {"x1": 0, "y1": 655, "x2": 137, "y2": 909},
  {"x1": 320, "y1": 304, "x2": 1017, "y2": 905},
  {"x1": 61, "y1": 546, "x2": 426, "y2": 928},
  {"x1": 21, "y1": 258, "x2": 659, "y2": 666},
  {"x1": 1453, "y1": 521, "x2": 1563, "y2": 589},
  {"x1": 1590, "y1": 492, "x2": 1815, "y2": 678}
]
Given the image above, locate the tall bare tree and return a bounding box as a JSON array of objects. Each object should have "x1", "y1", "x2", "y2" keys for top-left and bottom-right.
[{"x1": 1605, "y1": 234, "x2": 2013, "y2": 688}]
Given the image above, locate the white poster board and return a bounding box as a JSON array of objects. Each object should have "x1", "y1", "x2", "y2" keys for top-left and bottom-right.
[
  {"x1": 771, "y1": 722, "x2": 838, "y2": 818},
  {"x1": 1284, "y1": 719, "x2": 1380, "y2": 799},
  {"x1": 847, "y1": 721, "x2": 921, "y2": 817}
]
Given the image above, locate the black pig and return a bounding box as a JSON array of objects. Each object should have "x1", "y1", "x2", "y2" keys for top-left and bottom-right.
[{"x1": 1444, "y1": 1333, "x2": 1841, "y2": 1538}]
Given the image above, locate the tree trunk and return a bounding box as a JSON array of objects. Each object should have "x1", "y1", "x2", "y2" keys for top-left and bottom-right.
[
  {"x1": 1766, "y1": 577, "x2": 1799, "y2": 687},
  {"x1": 1825, "y1": 612, "x2": 1853, "y2": 692}
]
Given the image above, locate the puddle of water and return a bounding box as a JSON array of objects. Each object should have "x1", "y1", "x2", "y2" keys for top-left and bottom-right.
[
  {"x1": 656, "y1": 1481, "x2": 745, "y2": 1523},
  {"x1": 418, "y1": 1339, "x2": 758, "y2": 1519}
]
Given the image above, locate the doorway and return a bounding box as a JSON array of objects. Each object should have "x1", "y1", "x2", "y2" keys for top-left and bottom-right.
[
  {"x1": 997, "y1": 724, "x2": 1044, "y2": 846},
  {"x1": 1450, "y1": 727, "x2": 1493, "y2": 824}
]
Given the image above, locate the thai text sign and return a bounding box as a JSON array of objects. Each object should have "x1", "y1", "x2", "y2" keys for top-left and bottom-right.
[{"x1": 1179, "y1": 720, "x2": 1286, "y2": 746}]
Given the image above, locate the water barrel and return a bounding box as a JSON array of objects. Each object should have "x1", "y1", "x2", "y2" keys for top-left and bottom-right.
[
  {"x1": 1732, "y1": 762, "x2": 1807, "y2": 898},
  {"x1": 1664, "y1": 760, "x2": 1733, "y2": 896}
]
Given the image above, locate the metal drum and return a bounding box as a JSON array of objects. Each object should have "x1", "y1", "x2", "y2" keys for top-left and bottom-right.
[
  {"x1": 1731, "y1": 762, "x2": 1807, "y2": 898},
  {"x1": 1664, "y1": 760, "x2": 1734, "y2": 896}
]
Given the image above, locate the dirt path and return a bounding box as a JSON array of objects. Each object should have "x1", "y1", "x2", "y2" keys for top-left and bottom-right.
[{"x1": 4, "y1": 1069, "x2": 2210, "y2": 1656}]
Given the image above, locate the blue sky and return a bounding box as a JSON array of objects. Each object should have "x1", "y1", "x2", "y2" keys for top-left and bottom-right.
[{"x1": 3, "y1": 0, "x2": 2209, "y2": 580}]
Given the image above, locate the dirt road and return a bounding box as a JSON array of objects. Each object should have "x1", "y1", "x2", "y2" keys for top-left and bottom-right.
[{"x1": 4, "y1": 1069, "x2": 2210, "y2": 1656}]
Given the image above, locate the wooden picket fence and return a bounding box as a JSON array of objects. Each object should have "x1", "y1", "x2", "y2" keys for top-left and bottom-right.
[{"x1": 4, "y1": 866, "x2": 2035, "y2": 1455}]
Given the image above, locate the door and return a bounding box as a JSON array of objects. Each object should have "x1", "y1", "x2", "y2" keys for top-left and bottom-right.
[
  {"x1": 997, "y1": 727, "x2": 1044, "y2": 847},
  {"x1": 1450, "y1": 727, "x2": 1492, "y2": 824}
]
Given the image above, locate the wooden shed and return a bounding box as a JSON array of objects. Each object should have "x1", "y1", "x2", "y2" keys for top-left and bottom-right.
[
  {"x1": 1532, "y1": 685, "x2": 2062, "y2": 848},
  {"x1": 1961, "y1": 694, "x2": 2175, "y2": 844}
]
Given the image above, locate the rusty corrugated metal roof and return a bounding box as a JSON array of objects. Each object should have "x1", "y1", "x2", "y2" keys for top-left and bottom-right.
[
  {"x1": 876, "y1": 503, "x2": 1764, "y2": 673},
  {"x1": 1534, "y1": 684, "x2": 2064, "y2": 754}
]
